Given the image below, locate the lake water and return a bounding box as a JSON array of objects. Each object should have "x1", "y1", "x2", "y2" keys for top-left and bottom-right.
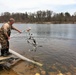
[
  {"x1": 0, "y1": 23, "x2": 76, "y2": 39},
  {"x1": 0, "y1": 23, "x2": 76, "y2": 75}
]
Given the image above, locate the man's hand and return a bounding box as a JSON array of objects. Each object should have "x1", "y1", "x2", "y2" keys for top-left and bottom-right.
[
  {"x1": 8, "y1": 37, "x2": 10, "y2": 40},
  {"x1": 18, "y1": 31, "x2": 22, "y2": 33}
]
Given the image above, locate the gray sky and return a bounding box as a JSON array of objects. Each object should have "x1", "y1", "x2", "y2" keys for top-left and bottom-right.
[{"x1": 0, "y1": 0, "x2": 76, "y2": 15}]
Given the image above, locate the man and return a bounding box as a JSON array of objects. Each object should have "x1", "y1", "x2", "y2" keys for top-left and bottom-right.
[{"x1": 0, "y1": 18, "x2": 22, "y2": 56}]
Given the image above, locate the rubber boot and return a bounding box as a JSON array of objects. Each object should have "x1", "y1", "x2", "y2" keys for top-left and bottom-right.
[
  {"x1": 5, "y1": 48, "x2": 9, "y2": 54},
  {"x1": 1, "y1": 49, "x2": 5, "y2": 56},
  {"x1": 2, "y1": 49, "x2": 8, "y2": 56},
  {"x1": 5, "y1": 48, "x2": 11, "y2": 55}
]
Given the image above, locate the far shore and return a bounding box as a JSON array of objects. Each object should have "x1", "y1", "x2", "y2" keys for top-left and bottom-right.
[
  {"x1": 1, "y1": 21, "x2": 76, "y2": 24},
  {"x1": 20, "y1": 22, "x2": 76, "y2": 24}
]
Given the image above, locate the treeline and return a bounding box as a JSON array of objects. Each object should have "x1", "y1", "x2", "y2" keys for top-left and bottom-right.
[{"x1": 0, "y1": 10, "x2": 76, "y2": 23}]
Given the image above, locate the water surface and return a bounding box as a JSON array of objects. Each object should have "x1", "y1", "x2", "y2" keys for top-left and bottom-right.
[{"x1": 0, "y1": 23, "x2": 76, "y2": 74}]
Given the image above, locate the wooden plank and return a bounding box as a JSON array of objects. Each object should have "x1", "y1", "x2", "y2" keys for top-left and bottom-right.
[
  {"x1": 0, "y1": 56, "x2": 12, "y2": 61},
  {"x1": 9, "y1": 49, "x2": 43, "y2": 66},
  {"x1": 0, "y1": 49, "x2": 43, "y2": 66}
]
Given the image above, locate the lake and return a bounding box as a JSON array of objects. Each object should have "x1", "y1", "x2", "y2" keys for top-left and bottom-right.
[{"x1": 0, "y1": 23, "x2": 76, "y2": 75}]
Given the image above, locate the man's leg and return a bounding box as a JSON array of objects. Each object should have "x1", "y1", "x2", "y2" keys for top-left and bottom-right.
[
  {"x1": 5, "y1": 40, "x2": 9, "y2": 54},
  {"x1": 1, "y1": 39, "x2": 8, "y2": 56}
]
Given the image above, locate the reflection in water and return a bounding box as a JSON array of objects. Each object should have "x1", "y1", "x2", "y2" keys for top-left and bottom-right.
[
  {"x1": 34, "y1": 24, "x2": 76, "y2": 39},
  {"x1": 50, "y1": 24, "x2": 69, "y2": 38},
  {"x1": 36, "y1": 24, "x2": 51, "y2": 38}
]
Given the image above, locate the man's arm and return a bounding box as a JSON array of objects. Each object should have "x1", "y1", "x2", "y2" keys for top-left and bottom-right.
[{"x1": 12, "y1": 26, "x2": 22, "y2": 33}]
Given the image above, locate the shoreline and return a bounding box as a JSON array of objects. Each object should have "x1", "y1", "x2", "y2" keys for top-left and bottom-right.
[
  {"x1": 13, "y1": 22, "x2": 76, "y2": 24},
  {"x1": 1, "y1": 22, "x2": 76, "y2": 24}
]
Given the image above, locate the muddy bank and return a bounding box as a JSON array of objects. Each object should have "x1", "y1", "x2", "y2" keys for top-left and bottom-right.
[
  {"x1": 0, "y1": 68, "x2": 17, "y2": 75},
  {"x1": 1, "y1": 60, "x2": 76, "y2": 75}
]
